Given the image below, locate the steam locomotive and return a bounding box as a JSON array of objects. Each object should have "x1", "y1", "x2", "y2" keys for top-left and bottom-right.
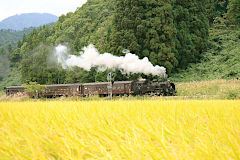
[{"x1": 6, "y1": 80, "x2": 176, "y2": 97}]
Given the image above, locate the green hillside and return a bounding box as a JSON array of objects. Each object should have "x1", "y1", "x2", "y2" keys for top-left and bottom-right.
[
  {"x1": 0, "y1": 0, "x2": 114, "y2": 91},
  {"x1": 0, "y1": 0, "x2": 240, "y2": 92},
  {"x1": 0, "y1": 28, "x2": 34, "y2": 48},
  {"x1": 170, "y1": 27, "x2": 240, "y2": 82}
]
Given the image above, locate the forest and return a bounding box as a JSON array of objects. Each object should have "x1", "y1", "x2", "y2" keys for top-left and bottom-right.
[{"x1": 0, "y1": 0, "x2": 240, "y2": 91}]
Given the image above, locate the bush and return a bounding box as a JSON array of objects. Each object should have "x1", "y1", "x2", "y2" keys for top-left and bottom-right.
[
  {"x1": 23, "y1": 82, "x2": 46, "y2": 99},
  {"x1": 223, "y1": 89, "x2": 240, "y2": 99}
]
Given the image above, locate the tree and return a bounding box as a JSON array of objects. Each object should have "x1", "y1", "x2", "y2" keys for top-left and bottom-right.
[
  {"x1": 112, "y1": 0, "x2": 208, "y2": 72},
  {"x1": 173, "y1": 0, "x2": 209, "y2": 68},
  {"x1": 9, "y1": 48, "x2": 21, "y2": 67},
  {"x1": 7, "y1": 44, "x2": 12, "y2": 54},
  {"x1": 111, "y1": 0, "x2": 178, "y2": 73},
  {"x1": 23, "y1": 82, "x2": 46, "y2": 98},
  {"x1": 0, "y1": 50, "x2": 10, "y2": 81}
]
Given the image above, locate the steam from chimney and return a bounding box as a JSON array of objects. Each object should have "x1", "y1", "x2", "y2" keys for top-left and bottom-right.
[{"x1": 55, "y1": 44, "x2": 166, "y2": 77}]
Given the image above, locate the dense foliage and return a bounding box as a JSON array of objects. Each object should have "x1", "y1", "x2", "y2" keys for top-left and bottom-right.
[
  {"x1": 23, "y1": 82, "x2": 46, "y2": 98},
  {"x1": 206, "y1": 0, "x2": 229, "y2": 24},
  {"x1": 0, "y1": 0, "x2": 240, "y2": 91},
  {"x1": 226, "y1": 0, "x2": 240, "y2": 25},
  {"x1": 170, "y1": 28, "x2": 240, "y2": 82},
  {"x1": 0, "y1": 28, "x2": 33, "y2": 48},
  {"x1": 0, "y1": 26, "x2": 54, "y2": 91},
  {"x1": 111, "y1": 0, "x2": 177, "y2": 73},
  {"x1": 173, "y1": 0, "x2": 209, "y2": 68},
  {"x1": 18, "y1": 0, "x2": 115, "y2": 85}
]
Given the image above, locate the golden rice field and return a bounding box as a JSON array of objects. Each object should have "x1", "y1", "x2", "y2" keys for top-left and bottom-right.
[{"x1": 0, "y1": 100, "x2": 240, "y2": 160}]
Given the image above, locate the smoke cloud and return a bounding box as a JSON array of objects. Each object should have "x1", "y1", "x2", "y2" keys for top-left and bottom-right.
[{"x1": 55, "y1": 44, "x2": 166, "y2": 76}]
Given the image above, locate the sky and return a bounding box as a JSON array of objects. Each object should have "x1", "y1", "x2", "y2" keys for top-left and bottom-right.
[{"x1": 0, "y1": 0, "x2": 88, "y2": 21}]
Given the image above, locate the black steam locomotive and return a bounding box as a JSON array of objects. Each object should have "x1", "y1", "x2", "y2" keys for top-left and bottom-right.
[{"x1": 6, "y1": 80, "x2": 176, "y2": 97}]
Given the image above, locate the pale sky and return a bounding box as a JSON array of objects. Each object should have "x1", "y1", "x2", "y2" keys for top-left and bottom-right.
[{"x1": 0, "y1": 0, "x2": 88, "y2": 21}]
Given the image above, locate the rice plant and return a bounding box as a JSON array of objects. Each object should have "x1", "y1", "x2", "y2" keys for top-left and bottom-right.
[{"x1": 0, "y1": 100, "x2": 239, "y2": 159}]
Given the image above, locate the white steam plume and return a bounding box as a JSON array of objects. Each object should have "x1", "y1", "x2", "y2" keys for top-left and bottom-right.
[{"x1": 55, "y1": 44, "x2": 166, "y2": 76}]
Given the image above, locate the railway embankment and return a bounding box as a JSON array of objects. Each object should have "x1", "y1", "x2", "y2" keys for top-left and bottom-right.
[{"x1": 1, "y1": 79, "x2": 239, "y2": 101}]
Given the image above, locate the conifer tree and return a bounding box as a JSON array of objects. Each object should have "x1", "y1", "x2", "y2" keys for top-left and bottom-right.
[{"x1": 172, "y1": 0, "x2": 209, "y2": 67}]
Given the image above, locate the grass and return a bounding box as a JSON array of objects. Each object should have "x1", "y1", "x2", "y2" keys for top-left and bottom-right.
[
  {"x1": 175, "y1": 79, "x2": 240, "y2": 99},
  {"x1": 0, "y1": 100, "x2": 240, "y2": 159},
  {"x1": 1, "y1": 79, "x2": 239, "y2": 102}
]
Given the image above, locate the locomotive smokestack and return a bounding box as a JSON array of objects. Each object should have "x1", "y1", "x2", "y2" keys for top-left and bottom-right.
[{"x1": 55, "y1": 44, "x2": 167, "y2": 77}]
